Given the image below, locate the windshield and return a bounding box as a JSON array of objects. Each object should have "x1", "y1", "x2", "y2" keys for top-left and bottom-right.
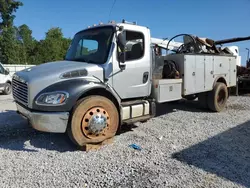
[{"x1": 65, "y1": 26, "x2": 114, "y2": 64}]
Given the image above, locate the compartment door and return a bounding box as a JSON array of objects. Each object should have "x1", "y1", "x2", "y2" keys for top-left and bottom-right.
[
  {"x1": 229, "y1": 57, "x2": 237, "y2": 86},
  {"x1": 195, "y1": 55, "x2": 205, "y2": 93},
  {"x1": 204, "y1": 55, "x2": 214, "y2": 90},
  {"x1": 184, "y1": 55, "x2": 196, "y2": 95}
]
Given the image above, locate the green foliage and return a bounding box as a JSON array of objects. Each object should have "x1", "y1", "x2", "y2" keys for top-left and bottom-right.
[
  {"x1": 0, "y1": 1, "x2": 72, "y2": 65},
  {"x1": 17, "y1": 24, "x2": 35, "y2": 64},
  {"x1": 0, "y1": 27, "x2": 25, "y2": 64},
  {"x1": 32, "y1": 27, "x2": 71, "y2": 65},
  {"x1": 0, "y1": 0, "x2": 23, "y2": 28}
]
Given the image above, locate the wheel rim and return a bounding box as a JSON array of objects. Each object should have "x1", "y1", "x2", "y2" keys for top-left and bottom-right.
[
  {"x1": 5, "y1": 84, "x2": 10, "y2": 93},
  {"x1": 217, "y1": 89, "x2": 226, "y2": 106},
  {"x1": 81, "y1": 107, "x2": 110, "y2": 139}
]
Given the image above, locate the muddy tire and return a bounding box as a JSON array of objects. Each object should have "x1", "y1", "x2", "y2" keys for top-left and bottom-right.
[
  {"x1": 198, "y1": 92, "x2": 208, "y2": 109},
  {"x1": 207, "y1": 82, "x2": 228, "y2": 112},
  {"x1": 3, "y1": 83, "x2": 11, "y2": 95},
  {"x1": 67, "y1": 95, "x2": 119, "y2": 147}
]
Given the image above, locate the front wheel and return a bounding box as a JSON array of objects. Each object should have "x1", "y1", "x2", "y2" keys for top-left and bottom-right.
[
  {"x1": 3, "y1": 83, "x2": 12, "y2": 95},
  {"x1": 207, "y1": 82, "x2": 228, "y2": 112},
  {"x1": 67, "y1": 96, "x2": 119, "y2": 147}
]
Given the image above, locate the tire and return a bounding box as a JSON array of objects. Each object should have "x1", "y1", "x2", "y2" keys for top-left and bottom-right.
[
  {"x1": 207, "y1": 82, "x2": 228, "y2": 112},
  {"x1": 67, "y1": 95, "x2": 119, "y2": 147},
  {"x1": 3, "y1": 83, "x2": 11, "y2": 95},
  {"x1": 198, "y1": 92, "x2": 208, "y2": 109}
]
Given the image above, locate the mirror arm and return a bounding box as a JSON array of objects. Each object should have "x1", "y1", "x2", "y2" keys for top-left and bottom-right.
[
  {"x1": 117, "y1": 51, "x2": 126, "y2": 70},
  {"x1": 119, "y1": 63, "x2": 126, "y2": 71}
]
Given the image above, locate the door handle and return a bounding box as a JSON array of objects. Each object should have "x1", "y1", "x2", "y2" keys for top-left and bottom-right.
[{"x1": 143, "y1": 72, "x2": 149, "y2": 83}]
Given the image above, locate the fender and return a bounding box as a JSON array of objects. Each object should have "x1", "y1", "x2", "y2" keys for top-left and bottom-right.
[
  {"x1": 32, "y1": 78, "x2": 121, "y2": 112},
  {"x1": 6, "y1": 80, "x2": 11, "y2": 84},
  {"x1": 0, "y1": 80, "x2": 11, "y2": 88},
  {"x1": 213, "y1": 76, "x2": 228, "y2": 87}
]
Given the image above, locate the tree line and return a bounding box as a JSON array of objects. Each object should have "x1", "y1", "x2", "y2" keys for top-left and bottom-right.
[{"x1": 0, "y1": 0, "x2": 71, "y2": 65}]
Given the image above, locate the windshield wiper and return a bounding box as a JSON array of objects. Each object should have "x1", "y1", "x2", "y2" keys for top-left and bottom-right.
[
  {"x1": 70, "y1": 57, "x2": 100, "y2": 64},
  {"x1": 71, "y1": 57, "x2": 89, "y2": 63}
]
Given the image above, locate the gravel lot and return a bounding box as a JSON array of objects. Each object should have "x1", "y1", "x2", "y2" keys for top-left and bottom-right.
[{"x1": 0, "y1": 94, "x2": 250, "y2": 187}]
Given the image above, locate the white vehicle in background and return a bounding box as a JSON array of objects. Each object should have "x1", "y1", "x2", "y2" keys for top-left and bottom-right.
[{"x1": 0, "y1": 62, "x2": 12, "y2": 95}]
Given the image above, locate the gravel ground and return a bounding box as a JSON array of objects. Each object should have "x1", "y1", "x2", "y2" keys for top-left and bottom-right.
[{"x1": 0, "y1": 94, "x2": 250, "y2": 187}]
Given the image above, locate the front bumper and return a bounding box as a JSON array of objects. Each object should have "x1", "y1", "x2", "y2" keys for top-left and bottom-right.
[{"x1": 16, "y1": 103, "x2": 69, "y2": 133}]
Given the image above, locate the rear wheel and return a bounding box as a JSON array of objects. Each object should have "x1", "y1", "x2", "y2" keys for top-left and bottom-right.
[
  {"x1": 198, "y1": 92, "x2": 208, "y2": 109},
  {"x1": 3, "y1": 83, "x2": 11, "y2": 95},
  {"x1": 207, "y1": 82, "x2": 228, "y2": 112},
  {"x1": 67, "y1": 96, "x2": 119, "y2": 147}
]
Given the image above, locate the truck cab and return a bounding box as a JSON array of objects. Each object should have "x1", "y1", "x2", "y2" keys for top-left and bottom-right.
[
  {"x1": 0, "y1": 63, "x2": 12, "y2": 95},
  {"x1": 13, "y1": 20, "x2": 237, "y2": 147}
]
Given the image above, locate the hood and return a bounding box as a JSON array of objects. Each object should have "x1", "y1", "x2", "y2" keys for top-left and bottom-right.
[
  {"x1": 15, "y1": 60, "x2": 103, "y2": 82},
  {"x1": 14, "y1": 60, "x2": 104, "y2": 107}
]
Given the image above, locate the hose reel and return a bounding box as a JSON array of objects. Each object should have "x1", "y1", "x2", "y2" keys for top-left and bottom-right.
[{"x1": 162, "y1": 60, "x2": 180, "y2": 79}]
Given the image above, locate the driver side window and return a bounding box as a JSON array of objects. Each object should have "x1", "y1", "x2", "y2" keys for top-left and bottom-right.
[
  {"x1": 123, "y1": 30, "x2": 144, "y2": 61},
  {"x1": 75, "y1": 39, "x2": 98, "y2": 58}
]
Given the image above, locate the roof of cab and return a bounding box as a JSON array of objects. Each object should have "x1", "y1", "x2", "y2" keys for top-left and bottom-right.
[{"x1": 75, "y1": 20, "x2": 148, "y2": 35}]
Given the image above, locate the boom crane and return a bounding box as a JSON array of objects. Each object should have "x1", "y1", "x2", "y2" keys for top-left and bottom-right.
[
  {"x1": 151, "y1": 37, "x2": 183, "y2": 50},
  {"x1": 215, "y1": 36, "x2": 250, "y2": 45}
]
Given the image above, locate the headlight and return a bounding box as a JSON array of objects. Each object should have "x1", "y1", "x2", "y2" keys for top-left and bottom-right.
[{"x1": 36, "y1": 91, "x2": 69, "y2": 105}]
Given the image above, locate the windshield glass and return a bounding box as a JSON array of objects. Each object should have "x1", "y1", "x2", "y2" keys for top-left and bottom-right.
[{"x1": 65, "y1": 26, "x2": 114, "y2": 64}]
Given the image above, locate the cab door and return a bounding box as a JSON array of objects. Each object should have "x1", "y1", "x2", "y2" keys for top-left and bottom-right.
[{"x1": 111, "y1": 25, "x2": 151, "y2": 99}]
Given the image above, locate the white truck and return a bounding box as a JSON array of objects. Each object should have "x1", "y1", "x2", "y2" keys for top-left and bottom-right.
[
  {"x1": 0, "y1": 63, "x2": 12, "y2": 95},
  {"x1": 13, "y1": 20, "x2": 237, "y2": 147}
]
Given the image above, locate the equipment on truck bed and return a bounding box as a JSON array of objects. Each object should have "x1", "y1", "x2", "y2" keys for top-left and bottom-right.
[
  {"x1": 13, "y1": 20, "x2": 238, "y2": 148},
  {"x1": 212, "y1": 37, "x2": 250, "y2": 94},
  {"x1": 214, "y1": 36, "x2": 250, "y2": 45}
]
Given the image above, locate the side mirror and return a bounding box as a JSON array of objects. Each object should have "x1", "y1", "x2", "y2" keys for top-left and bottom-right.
[
  {"x1": 5, "y1": 68, "x2": 9, "y2": 75},
  {"x1": 118, "y1": 51, "x2": 125, "y2": 63},
  {"x1": 117, "y1": 32, "x2": 126, "y2": 70},
  {"x1": 117, "y1": 32, "x2": 126, "y2": 52}
]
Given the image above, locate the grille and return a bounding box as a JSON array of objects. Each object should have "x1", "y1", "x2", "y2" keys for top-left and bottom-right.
[{"x1": 12, "y1": 77, "x2": 28, "y2": 105}]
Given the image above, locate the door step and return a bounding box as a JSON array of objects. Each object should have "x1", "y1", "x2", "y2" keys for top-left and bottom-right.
[{"x1": 121, "y1": 99, "x2": 156, "y2": 124}]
